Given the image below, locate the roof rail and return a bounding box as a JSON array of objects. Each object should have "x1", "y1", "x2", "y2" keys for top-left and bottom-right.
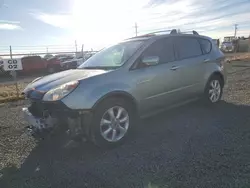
[
  {"x1": 144, "y1": 29, "x2": 199, "y2": 36},
  {"x1": 147, "y1": 29, "x2": 173, "y2": 35},
  {"x1": 126, "y1": 29, "x2": 199, "y2": 40},
  {"x1": 178, "y1": 30, "x2": 199, "y2": 35},
  {"x1": 170, "y1": 29, "x2": 177, "y2": 34}
]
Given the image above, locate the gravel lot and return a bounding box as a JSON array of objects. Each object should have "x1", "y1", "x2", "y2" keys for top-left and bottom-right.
[{"x1": 0, "y1": 61, "x2": 250, "y2": 188}]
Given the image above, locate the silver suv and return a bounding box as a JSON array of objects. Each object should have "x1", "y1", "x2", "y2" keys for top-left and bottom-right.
[{"x1": 22, "y1": 29, "x2": 226, "y2": 147}]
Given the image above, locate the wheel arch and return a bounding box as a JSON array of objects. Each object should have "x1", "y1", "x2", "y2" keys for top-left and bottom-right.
[
  {"x1": 207, "y1": 71, "x2": 225, "y2": 88},
  {"x1": 92, "y1": 91, "x2": 138, "y2": 113}
]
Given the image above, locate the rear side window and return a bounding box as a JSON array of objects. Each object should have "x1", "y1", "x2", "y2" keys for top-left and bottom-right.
[
  {"x1": 175, "y1": 37, "x2": 202, "y2": 60},
  {"x1": 199, "y1": 39, "x2": 212, "y2": 54},
  {"x1": 142, "y1": 38, "x2": 175, "y2": 64}
]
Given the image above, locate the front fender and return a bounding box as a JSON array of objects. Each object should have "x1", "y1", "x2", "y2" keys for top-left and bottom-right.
[{"x1": 62, "y1": 82, "x2": 132, "y2": 110}]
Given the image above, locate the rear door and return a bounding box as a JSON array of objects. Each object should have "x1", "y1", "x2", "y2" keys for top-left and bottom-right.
[{"x1": 173, "y1": 36, "x2": 205, "y2": 100}]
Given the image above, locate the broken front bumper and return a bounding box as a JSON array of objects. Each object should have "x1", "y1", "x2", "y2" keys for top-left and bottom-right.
[
  {"x1": 22, "y1": 107, "x2": 57, "y2": 133},
  {"x1": 22, "y1": 99, "x2": 93, "y2": 139}
]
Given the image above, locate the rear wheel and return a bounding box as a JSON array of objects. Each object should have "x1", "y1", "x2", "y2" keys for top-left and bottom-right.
[
  {"x1": 91, "y1": 98, "x2": 135, "y2": 148},
  {"x1": 204, "y1": 75, "x2": 223, "y2": 104}
]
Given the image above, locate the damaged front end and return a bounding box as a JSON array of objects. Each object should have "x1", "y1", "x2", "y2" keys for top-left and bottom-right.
[
  {"x1": 22, "y1": 98, "x2": 92, "y2": 141},
  {"x1": 22, "y1": 76, "x2": 95, "y2": 141}
]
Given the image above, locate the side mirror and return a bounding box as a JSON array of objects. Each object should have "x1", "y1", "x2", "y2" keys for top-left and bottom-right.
[{"x1": 141, "y1": 56, "x2": 159, "y2": 66}]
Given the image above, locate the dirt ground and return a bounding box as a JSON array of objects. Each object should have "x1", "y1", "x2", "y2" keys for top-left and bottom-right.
[{"x1": 0, "y1": 61, "x2": 250, "y2": 188}]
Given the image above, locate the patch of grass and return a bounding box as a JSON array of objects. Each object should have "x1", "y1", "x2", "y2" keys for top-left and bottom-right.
[{"x1": 0, "y1": 83, "x2": 26, "y2": 102}]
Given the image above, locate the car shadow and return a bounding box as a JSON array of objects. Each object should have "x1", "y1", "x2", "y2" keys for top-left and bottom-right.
[{"x1": 0, "y1": 101, "x2": 250, "y2": 188}]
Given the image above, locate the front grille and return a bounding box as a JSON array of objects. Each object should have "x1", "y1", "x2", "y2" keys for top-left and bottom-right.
[
  {"x1": 28, "y1": 101, "x2": 45, "y2": 117},
  {"x1": 28, "y1": 100, "x2": 77, "y2": 118}
]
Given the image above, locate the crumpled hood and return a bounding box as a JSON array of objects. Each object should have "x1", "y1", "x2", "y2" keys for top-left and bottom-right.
[{"x1": 24, "y1": 69, "x2": 107, "y2": 94}]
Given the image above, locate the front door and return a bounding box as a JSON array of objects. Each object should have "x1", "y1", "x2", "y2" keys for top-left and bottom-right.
[{"x1": 130, "y1": 37, "x2": 184, "y2": 115}]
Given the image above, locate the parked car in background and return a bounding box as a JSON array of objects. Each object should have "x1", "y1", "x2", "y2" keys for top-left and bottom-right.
[
  {"x1": 61, "y1": 57, "x2": 84, "y2": 70},
  {"x1": 61, "y1": 52, "x2": 97, "y2": 70},
  {"x1": 0, "y1": 56, "x2": 47, "y2": 76},
  {"x1": 21, "y1": 56, "x2": 47, "y2": 73},
  {"x1": 45, "y1": 55, "x2": 74, "y2": 73},
  {"x1": 84, "y1": 51, "x2": 96, "y2": 60},
  {"x1": 44, "y1": 54, "x2": 54, "y2": 60},
  {"x1": 220, "y1": 36, "x2": 236, "y2": 53},
  {"x1": 22, "y1": 29, "x2": 227, "y2": 148}
]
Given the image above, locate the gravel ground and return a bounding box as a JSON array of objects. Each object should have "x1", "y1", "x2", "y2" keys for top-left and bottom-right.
[{"x1": 0, "y1": 61, "x2": 250, "y2": 188}]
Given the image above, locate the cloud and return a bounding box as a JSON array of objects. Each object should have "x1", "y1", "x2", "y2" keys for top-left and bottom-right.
[
  {"x1": 29, "y1": 0, "x2": 250, "y2": 48},
  {"x1": 0, "y1": 20, "x2": 21, "y2": 30},
  {"x1": 31, "y1": 12, "x2": 71, "y2": 28},
  {"x1": 136, "y1": 0, "x2": 250, "y2": 38}
]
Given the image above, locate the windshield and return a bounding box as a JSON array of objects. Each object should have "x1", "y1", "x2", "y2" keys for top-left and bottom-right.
[{"x1": 78, "y1": 41, "x2": 143, "y2": 69}]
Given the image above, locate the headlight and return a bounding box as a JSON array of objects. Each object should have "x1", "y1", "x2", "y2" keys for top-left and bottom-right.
[{"x1": 43, "y1": 81, "x2": 79, "y2": 101}]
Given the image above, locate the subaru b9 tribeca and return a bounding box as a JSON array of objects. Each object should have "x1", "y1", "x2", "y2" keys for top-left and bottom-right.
[{"x1": 22, "y1": 30, "x2": 226, "y2": 147}]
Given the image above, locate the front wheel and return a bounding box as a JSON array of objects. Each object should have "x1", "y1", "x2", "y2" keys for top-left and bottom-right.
[
  {"x1": 90, "y1": 98, "x2": 135, "y2": 148},
  {"x1": 204, "y1": 75, "x2": 223, "y2": 104}
]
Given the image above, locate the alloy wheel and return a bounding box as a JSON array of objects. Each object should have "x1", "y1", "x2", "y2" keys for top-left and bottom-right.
[
  {"x1": 100, "y1": 106, "x2": 129, "y2": 142},
  {"x1": 208, "y1": 80, "x2": 221, "y2": 103}
]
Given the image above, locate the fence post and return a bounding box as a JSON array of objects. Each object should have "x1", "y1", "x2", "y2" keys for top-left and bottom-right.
[{"x1": 9, "y1": 46, "x2": 19, "y2": 98}]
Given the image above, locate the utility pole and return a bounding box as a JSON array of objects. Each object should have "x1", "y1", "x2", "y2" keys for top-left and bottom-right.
[
  {"x1": 81, "y1": 44, "x2": 84, "y2": 59},
  {"x1": 75, "y1": 40, "x2": 78, "y2": 53},
  {"x1": 234, "y1": 24, "x2": 238, "y2": 38},
  {"x1": 9, "y1": 46, "x2": 19, "y2": 98},
  {"x1": 134, "y1": 22, "x2": 138, "y2": 37}
]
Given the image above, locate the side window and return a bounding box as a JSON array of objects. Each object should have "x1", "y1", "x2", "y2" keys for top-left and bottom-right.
[
  {"x1": 199, "y1": 39, "x2": 212, "y2": 54},
  {"x1": 175, "y1": 37, "x2": 202, "y2": 60},
  {"x1": 142, "y1": 38, "x2": 175, "y2": 64}
]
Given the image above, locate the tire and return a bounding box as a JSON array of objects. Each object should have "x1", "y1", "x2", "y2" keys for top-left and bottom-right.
[
  {"x1": 90, "y1": 97, "x2": 136, "y2": 148},
  {"x1": 204, "y1": 75, "x2": 223, "y2": 104}
]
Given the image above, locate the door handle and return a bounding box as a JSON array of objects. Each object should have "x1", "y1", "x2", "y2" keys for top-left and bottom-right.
[
  {"x1": 203, "y1": 59, "x2": 210, "y2": 63},
  {"x1": 170, "y1": 66, "x2": 179, "y2": 71},
  {"x1": 137, "y1": 79, "x2": 151, "y2": 84}
]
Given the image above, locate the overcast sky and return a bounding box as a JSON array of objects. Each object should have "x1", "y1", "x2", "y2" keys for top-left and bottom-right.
[{"x1": 0, "y1": 0, "x2": 250, "y2": 51}]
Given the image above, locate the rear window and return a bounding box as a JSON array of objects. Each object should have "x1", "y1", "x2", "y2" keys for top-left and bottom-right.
[
  {"x1": 199, "y1": 39, "x2": 212, "y2": 54},
  {"x1": 175, "y1": 37, "x2": 202, "y2": 60}
]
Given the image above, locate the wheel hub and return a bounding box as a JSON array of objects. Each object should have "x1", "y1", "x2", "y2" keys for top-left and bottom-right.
[{"x1": 111, "y1": 118, "x2": 119, "y2": 129}]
